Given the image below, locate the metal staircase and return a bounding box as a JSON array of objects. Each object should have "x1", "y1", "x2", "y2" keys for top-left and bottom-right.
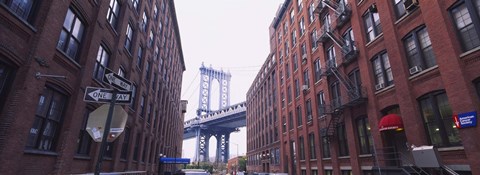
[{"x1": 373, "y1": 147, "x2": 430, "y2": 175}]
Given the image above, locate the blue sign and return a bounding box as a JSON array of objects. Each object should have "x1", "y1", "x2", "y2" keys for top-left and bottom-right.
[
  {"x1": 160, "y1": 157, "x2": 191, "y2": 164},
  {"x1": 457, "y1": 111, "x2": 477, "y2": 128}
]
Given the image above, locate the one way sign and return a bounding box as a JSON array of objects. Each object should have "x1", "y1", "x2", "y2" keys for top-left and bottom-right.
[
  {"x1": 103, "y1": 68, "x2": 132, "y2": 91},
  {"x1": 83, "y1": 87, "x2": 132, "y2": 104}
]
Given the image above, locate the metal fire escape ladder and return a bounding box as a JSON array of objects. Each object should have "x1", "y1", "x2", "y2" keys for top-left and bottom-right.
[{"x1": 327, "y1": 64, "x2": 361, "y2": 106}]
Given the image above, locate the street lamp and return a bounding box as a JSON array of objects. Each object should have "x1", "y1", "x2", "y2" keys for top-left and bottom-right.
[{"x1": 231, "y1": 142, "x2": 239, "y2": 159}]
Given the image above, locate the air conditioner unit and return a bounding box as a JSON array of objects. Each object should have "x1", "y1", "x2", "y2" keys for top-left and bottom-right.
[
  {"x1": 409, "y1": 66, "x2": 423, "y2": 75},
  {"x1": 375, "y1": 83, "x2": 385, "y2": 91},
  {"x1": 302, "y1": 85, "x2": 309, "y2": 91},
  {"x1": 404, "y1": 0, "x2": 419, "y2": 11}
]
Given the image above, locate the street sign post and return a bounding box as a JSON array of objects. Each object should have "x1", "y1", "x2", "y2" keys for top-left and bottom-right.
[
  {"x1": 84, "y1": 86, "x2": 132, "y2": 104},
  {"x1": 103, "y1": 68, "x2": 132, "y2": 91}
]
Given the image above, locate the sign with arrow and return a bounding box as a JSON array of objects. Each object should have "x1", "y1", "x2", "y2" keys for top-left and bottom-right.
[
  {"x1": 83, "y1": 87, "x2": 132, "y2": 104},
  {"x1": 103, "y1": 68, "x2": 132, "y2": 91}
]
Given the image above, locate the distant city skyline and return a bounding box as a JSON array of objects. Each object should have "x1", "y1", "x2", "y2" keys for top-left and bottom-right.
[{"x1": 175, "y1": 0, "x2": 284, "y2": 160}]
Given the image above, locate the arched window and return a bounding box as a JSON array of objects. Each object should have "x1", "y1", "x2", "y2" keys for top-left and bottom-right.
[{"x1": 418, "y1": 91, "x2": 461, "y2": 147}]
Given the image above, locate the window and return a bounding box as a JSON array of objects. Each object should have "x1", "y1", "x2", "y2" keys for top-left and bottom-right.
[
  {"x1": 326, "y1": 46, "x2": 336, "y2": 68},
  {"x1": 104, "y1": 142, "x2": 114, "y2": 158},
  {"x1": 0, "y1": 62, "x2": 14, "y2": 109},
  {"x1": 76, "y1": 109, "x2": 92, "y2": 155},
  {"x1": 356, "y1": 117, "x2": 373, "y2": 154},
  {"x1": 372, "y1": 52, "x2": 393, "y2": 87},
  {"x1": 131, "y1": 0, "x2": 139, "y2": 11},
  {"x1": 404, "y1": 26, "x2": 436, "y2": 72},
  {"x1": 308, "y1": 133, "x2": 316, "y2": 159},
  {"x1": 290, "y1": 9, "x2": 295, "y2": 23},
  {"x1": 325, "y1": 170, "x2": 333, "y2": 175},
  {"x1": 308, "y1": 2, "x2": 315, "y2": 23},
  {"x1": 142, "y1": 137, "x2": 148, "y2": 162},
  {"x1": 107, "y1": 0, "x2": 120, "y2": 28},
  {"x1": 130, "y1": 84, "x2": 137, "y2": 109},
  {"x1": 120, "y1": 127, "x2": 130, "y2": 159},
  {"x1": 289, "y1": 111, "x2": 294, "y2": 130},
  {"x1": 337, "y1": 123, "x2": 349, "y2": 156},
  {"x1": 314, "y1": 59, "x2": 321, "y2": 82},
  {"x1": 153, "y1": 5, "x2": 158, "y2": 20},
  {"x1": 311, "y1": 29, "x2": 318, "y2": 51},
  {"x1": 348, "y1": 69, "x2": 361, "y2": 88},
  {"x1": 292, "y1": 30, "x2": 297, "y2": 47},
  {"x1": 296, "y1": 106, "x2": 303, "y2": 126},
  {"x1": 282, "y1": 116, "x2": 287, "y2": 132},
  {"x1": 316, "y1": 91, "x2": 326, "y2": 116},
  {"x1": 295, "y1": 79, "x2": 300, "y2": 97},
  {"x1": 118, "y1": 67, "x2": 126, "y2": 77},
  {"x1": 93, "y1": 45, "x2": 109, "y2": 81},
  {"x1": 285, "y1": 41, "x2": 290, "y2": 56},
  {"x1": 305, "y1": 99, "x2": 312, "y2": 121},
  {"x1": 149, "y1": 30, "x2": 154, "y2": 47},
  {"x1": 287, "y1": 85, "x2": 292, "y2": 102},
  {"x1": 451, "y1": 1, "x2": 480, "y2": 51},
  {"x1": 301, "y1": 43, "x2": 307, "y2": 58},
  {"x1": 299, "y1": 136, "x2": 305, "y2": 160},
  {"x1": 321, "y1": 136, "x2": 330, "y2": 158},
  {"x1": 343, "y1": 28, "x2": 356, "y2": 54},
  {"x1": 125, "y1": 24, "x2": 133, "y2": 52},
  {"x1": 303, "y1": 69, "x2": 309, "y2": 88},
  {"x1": 393, "y1": 0, "x2": 406, "y2": 18},
  {"x1": 341, "y1": 170, "x2": 352, "y2": 175},
  {"x1": 57, "y1": 8, "x2": 85, "y2": 60},
  {"x1": 145, "y1": 61, "x2": 151, "y2": 83},
  {"x1": 147, "y1": 103, "x2": 152, "y2": 124},
  {"x1": 140, "y1": 95, "x2": 145, "y2": 117},
  {"x1": 141, "y1": 11, "x2": 148, "y2": 32},
  {"x1": 133, "y1": 133, "x2": 140, "y2": 161},
  {"x1": 293, "y1": 54, "x2": 298, "y2": 71},
  {"x1": 297, "y1": 0, "x2": 303, "y2": 11},
  {"x1": 331, "y1": 81, "x2": 341, "y2": 108},
  {"x1": 137, "y1": 46, "x2": 143, "y2": 68},
  {"x1": 1, "y1": 0, "x2": 35, "y2": 21},
  {"x1": 300, "y1": 17, "x2": 305, "y2": 36},
  {"x1": 363, "y1": 9, "x2": 382, "y2": 42},
  {"x1": 26, "y1": 86, "x2": 67, "y2": 151},
  {"x1": 419, "y1": 91, "x2": 461, "y2": 147}
]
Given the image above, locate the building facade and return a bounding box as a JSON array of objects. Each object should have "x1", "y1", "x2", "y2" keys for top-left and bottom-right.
[
  {"x1": 0, "y1": 0, "x2": 185, "y2": 174},
  {"x1": 246, "y1": 55, "x2": 280, "y2": 174},
  {"x1": 248, "y1": 0, "x2": 480, "y2": 174}
]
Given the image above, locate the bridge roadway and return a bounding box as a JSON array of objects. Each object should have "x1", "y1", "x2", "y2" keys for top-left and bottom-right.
[{"x1": 183, "y1": 102, "x2": 246, "y2": 162}]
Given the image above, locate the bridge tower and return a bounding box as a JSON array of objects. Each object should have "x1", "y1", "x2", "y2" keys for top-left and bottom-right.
[
  {"x1": 194, "y1": 63, "x2": 232, "y2": 163},
  {"x1": 197, "y1": 63, "x2": 231, "y2": 116}
]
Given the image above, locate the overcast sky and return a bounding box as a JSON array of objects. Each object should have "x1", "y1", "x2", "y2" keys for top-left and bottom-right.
[{"x1": 175, "y1": 0, "x2": 284, "y2": 160}]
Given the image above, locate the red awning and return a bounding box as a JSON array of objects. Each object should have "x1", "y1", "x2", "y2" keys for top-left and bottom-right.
[{"x1": 379, "y1": 114, "x2": 404, "y2": 131}]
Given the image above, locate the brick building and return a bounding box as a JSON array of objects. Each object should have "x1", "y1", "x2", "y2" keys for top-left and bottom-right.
[
  {"x1": 0, "y1": 0, "x2": 185, "y2": 174},
  {"x1": 247, "y1": 0, "x2": 480, "y2": 174}
]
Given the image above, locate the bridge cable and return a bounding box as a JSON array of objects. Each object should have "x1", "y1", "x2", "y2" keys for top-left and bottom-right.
[{"x1": 181, "y1": 70, "x2": 200, "y2": 99}]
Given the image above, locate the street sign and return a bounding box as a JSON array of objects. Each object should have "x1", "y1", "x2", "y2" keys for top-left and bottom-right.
[
  {"x1": 103, "y1": 68, "x2": 132, "y2": 91},
  {"x1": 83, "y1": 87, "x2": 132, "y2": 104},
  {"x1": 160, "y1": 158, "x2": 191, "y2": 164},
  {"x1": 86, "y1": 104, "x2": 128, "y2": 142}
]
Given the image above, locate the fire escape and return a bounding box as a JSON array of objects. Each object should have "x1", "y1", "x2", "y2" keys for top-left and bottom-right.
[{"x1": 315, "y1": 0, "x2": 366, "y2": 139}]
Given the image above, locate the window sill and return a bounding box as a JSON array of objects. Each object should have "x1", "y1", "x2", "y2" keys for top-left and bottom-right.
[
  {"x1": 358, "y1": 154, "x2": 373, "y2": 158},
  {"x1": 365, "y1": 33, "x2": 384, "y2": 48},
  {"x1": 438, "y1": 146, "x2": 464, "y2": 152},
  {"x1": 338, "y1": 156, "x2": 350, "y2": 159},
  {"x1": 408, "y1": 65, "x2": 439, "y2": 80},
  {"x1": 24, "y1": 149, "x2": 59, "y2": 156},
  {"x1": 74, "y1": 155, "x2": 92, "y2": 160},
  {"x1": 322, "y1": 158, "x2": 331, "y2": 161},
  {"x1": 374, "y1": 84, "x2": 395, "y2": 95},
  {"x1": 460, "y1": 46, "x2": 480, "y2": 58}
]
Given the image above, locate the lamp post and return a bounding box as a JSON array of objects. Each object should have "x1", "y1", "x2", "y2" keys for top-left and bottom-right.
[{"x1": 231, "y1": 142, "x2": 240, "y2": 175}]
